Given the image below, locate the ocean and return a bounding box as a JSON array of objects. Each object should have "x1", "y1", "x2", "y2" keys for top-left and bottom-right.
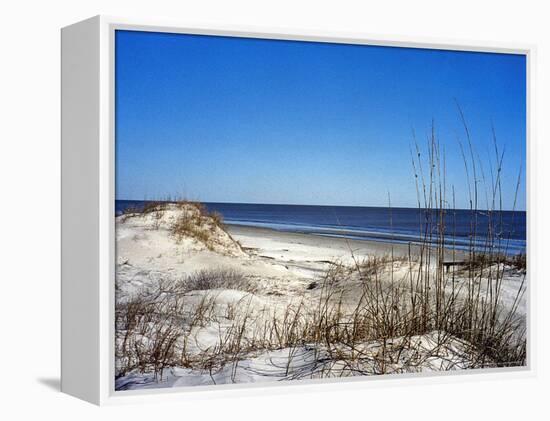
[{"x1": 116, "y1": 200, "x2": 526, "y2": 255}]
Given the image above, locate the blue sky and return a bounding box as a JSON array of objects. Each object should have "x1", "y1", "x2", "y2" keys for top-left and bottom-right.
[{"x1": 115, "y1": 30, "x2": 526, "y2": 210}]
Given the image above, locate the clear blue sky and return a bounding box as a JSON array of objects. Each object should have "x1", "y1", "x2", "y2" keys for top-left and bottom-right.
[{"x1": 115, "y1": 30, "x2": 526, "y2": 210}]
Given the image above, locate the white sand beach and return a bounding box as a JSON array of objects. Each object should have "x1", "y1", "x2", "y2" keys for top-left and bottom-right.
[{"x1": 115, "y1": 203, "x2": 526, "y2": 390}]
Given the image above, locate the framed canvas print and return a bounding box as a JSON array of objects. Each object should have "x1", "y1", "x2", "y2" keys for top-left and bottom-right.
[{"x1": 61, "y1": 16, "x2": 533, "y2": 405}]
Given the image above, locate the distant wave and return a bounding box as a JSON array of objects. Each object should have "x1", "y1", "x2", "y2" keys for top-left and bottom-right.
[{"x1": 224, "y1": 218, "x2": 526, "y2": 254}]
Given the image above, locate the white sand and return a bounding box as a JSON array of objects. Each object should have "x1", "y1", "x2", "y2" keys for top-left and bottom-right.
[
  {"x1": 116, "y1": 209, "x2": 421, "y2": 295},
  {"x1": 115, "y1": 204, "x2": 526, "y2": 390}
]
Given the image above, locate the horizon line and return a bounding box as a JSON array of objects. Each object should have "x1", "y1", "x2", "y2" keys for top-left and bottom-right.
[{"x1": 115, "y1": 198, "x2": 526, "y2": 213}]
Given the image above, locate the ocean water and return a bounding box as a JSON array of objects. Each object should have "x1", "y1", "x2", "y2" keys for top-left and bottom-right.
[{"x1": 116, "y1": 200, "x2": 526, "y2": 255}]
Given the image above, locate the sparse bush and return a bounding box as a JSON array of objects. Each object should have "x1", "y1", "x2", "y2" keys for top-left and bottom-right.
[
  {"x1": 170, "y1": 212, "x2": 214, "y2": 248},
  {"x1": 210, "y1": 211, "x2": 224, "y2": 228},
  {"x1": 115, "y1": 292, "x2": 185, "y2": 380},
  {"x1": 141, "y1": 201, "x2": 165, "y2": 214},
  {"x1": 184, "y1": 268, "x2": 249, "y2": 291},
  {"x1": 354, "y1": 254, "x2": 407, "y2": 276}
]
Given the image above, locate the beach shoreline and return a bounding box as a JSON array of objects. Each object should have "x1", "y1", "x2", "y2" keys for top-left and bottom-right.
[{"x1": 227, "y1": 223, "x2": 468, "y2": 263}]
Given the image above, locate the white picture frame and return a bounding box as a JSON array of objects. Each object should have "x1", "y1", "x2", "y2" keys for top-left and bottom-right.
[{"x1": 61, "y1": 15, "x2": 535, "y2": 405}]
